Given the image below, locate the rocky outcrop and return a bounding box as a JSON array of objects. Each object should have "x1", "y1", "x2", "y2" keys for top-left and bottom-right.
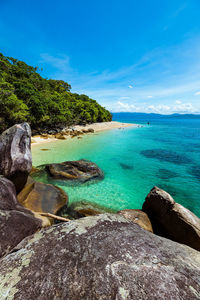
[
  {"x1": 0, "y1": 176, "x2": 42, "y2": 258},
  {"x1": 117, "y1": 209, "x2": 153, "y2": 232},
  {"x1": 0, "y1": 214, "x2": 199, "y2": 299},
  {"x1": 17, "y1": 181, "x2": 68, "y2": 215},
  {"x1": 0, "y1": 123, "x2": 32, "y2": 193},
  {"x1": 142, "y1": 186, "x2": 200, "y2": 251},
  {"x1": 46, "y1": 159, "x2": 104, "y2": 182}
]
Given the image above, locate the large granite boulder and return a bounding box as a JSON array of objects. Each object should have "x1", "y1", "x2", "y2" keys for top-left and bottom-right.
[
  {"x1": 117, "y1": 209, "x2": 153, "y2": 232},
  {"x1": 0, "y1": 214, "x2": 199, "y2": 299},
  {"x1": 17, "y1": 181, "x2": 68, "y2": 215},
  {"x1": 0, "y1": 176, "x2": 42, "y2": 258},
  {"x1": 0, "y1": 175, "x2": 20, "y2": 210},
  {"x1": 142, "y1": 186, "x2": 200, "y2": 251},
  {"x1": 0, "y1": 123, "x2": 32, "y2": 193},
  {"x1": 0, "y1": 209, "x2": 42, "y2": 258},
  {"x1": 0, "y1": 176, "x2": 34, "y2": 214},
  {"x1": 46, "y1": 159, "x2": 104, "y2": 182}
]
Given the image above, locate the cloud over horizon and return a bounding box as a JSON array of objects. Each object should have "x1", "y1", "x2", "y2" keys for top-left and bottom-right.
[{"x1": 40, "y1": 35, "x2": 200, "y2": 114}]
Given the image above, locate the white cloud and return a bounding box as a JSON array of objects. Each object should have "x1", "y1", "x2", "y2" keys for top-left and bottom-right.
[
  {"x1": 40, "y1": 53, "x2": 72, "y2": 74},
  {"x1": 173, "y1": 102, "x2": 197, "y2": 113},
  {"x1": 119, "y1": 96, "x2": 130, "y2": 100},
  {"x1": 147, "y1": 105, "x2": 170, "y2": 113},
  {"x1": 116, "y1": 101, "x2": 136, "y2": 112},
  {"x1": 39, "y1": 37, "x2": 200, "y2": 115},
  {"x1": 108, "y1": 101, "x2": 199, "y2": 114}
]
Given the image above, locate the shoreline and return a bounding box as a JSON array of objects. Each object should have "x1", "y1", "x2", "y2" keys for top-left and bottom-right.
[{"x1": 31, "y1": 121, "x2": 138, "y2": 146}]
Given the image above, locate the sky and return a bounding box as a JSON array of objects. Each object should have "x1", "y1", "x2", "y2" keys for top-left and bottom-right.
[{"x1": 1, "y1": 0, "x2": 200, "y2": 114}]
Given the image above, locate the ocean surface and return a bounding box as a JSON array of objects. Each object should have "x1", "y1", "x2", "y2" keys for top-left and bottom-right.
[{"x1": 32, "y1": 113, "x2": 200, "y2": 217}]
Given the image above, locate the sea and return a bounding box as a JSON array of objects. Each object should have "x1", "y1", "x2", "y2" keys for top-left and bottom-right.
[{"x1": 32, "y1": 113, "x2": 200, "y2": 218}]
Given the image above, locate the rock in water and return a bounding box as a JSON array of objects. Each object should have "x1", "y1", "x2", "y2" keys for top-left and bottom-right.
[
  {"x1": 117, "y1": 209, "x2": 153, "y2": 232},
  {"x1": 59, "y1": 200, "x2": 113, "y2": 219},
  {"x1": 142, "y1": 186, "x2": 200, "y2": 251},
  {"x1": 0, "y1": 214, "x2": 199, "y2": 299},
  {"x1": 0, "y1": 176, "x2": 42, "y2": 258},
  {"x1": 17, "y1": 181, "x2": 68, "y2": 215},
  {"x1": 46, "y1": 159, "x2": 104, "y2": 182},
  {"x1": 0, "y1": 123, "x2": 32, "y2": 193}
]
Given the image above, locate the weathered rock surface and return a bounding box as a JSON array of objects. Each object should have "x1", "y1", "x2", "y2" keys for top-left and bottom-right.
[
  {"x1": 0, "y1": 209, "x2": 42, "y2": 259},
  {"x1": 143, "y1": 186, "x2": 200, "y2": 251},
  {"x1": 117, "y1": 209, "x2": 153, "y2": 232},
  {"x1": 17, "y1": 181, "x2": 68, "y2": 215},
  {"x1": 0, "y1": 123, "x2": 32, "y2": 193},
  {"x1": 46, "y1": 159, "x2": 104, "y2": 182},
  {"x1": 0, "y1": 176, "x2": 42, "y2": 258},
  {"x1": 0, "y1": 214, "x2": 200, "y2": 299}
]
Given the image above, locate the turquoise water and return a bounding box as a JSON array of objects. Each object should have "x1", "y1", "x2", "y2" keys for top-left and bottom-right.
[{"x1": 32, "y1": 114, "x2": 200, "y2": 217}]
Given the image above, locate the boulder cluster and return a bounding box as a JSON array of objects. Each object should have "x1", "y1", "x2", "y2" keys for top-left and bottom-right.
[
  {"x1": 32, "y1": 127, "x2": 95, "y2": 142},
  {"x1": 0, "y1": 123, "x2": 199, "y2": 299}
]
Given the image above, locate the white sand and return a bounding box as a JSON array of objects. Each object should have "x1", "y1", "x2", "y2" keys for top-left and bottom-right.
[
  {"x1": 31, "y1": 121, "x2": 137, "y2": 146},
  {"x1": 73, "y1": 121, "x2": 135, "y2": 132}
]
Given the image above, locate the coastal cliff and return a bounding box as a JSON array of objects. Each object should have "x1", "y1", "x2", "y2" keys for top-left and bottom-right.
[{"x1": 0, "y1": 123, "x2": 199, "y2": 299}]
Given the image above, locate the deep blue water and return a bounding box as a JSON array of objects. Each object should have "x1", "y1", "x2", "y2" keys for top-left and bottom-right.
[{"x1": 32, "y1": 113, "x2": 200, "y2": 217}]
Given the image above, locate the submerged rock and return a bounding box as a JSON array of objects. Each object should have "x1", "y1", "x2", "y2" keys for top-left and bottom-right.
[
  {"x1": 157, "y1": 168, "x2": 179, "y2": 180},
  {"x1": 59, "y1": 200, "x2": 113, "y2": 219},
  {"x1": 142, "y1": 186, "x2": 200, "y2": 251},
  {"x1": 0, "y1": 123, "x2": 32, "y2": 193},
  {"x1": 0, "y1": 214, "x2": 199, "y2": 299},
  {"x1": 188, "y1": 165, "x2": 200, "y2": 180},
  {"x1": 46, "y1": 159, "x2": 104, "y2": 182},
  {"x1": 17, "y1": 181, "x2": 68, "y2": 215},
  {"x1": 119, "y1": 162, "x2": 134, "y2": 170},
  {"x1": 117, "y1": 209, "x2": 153, "y2": 232},
  {"x1": 140, "y1": 149, "x2": 192, "y2": 165},
  {"x1": 0, "y1": 176, "x2": 42, "y2": 258}
]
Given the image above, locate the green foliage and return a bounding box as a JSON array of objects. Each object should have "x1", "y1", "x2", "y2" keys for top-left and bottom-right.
[{"x1": 0, "y1": 52, "x2": 112, "y2": 133}]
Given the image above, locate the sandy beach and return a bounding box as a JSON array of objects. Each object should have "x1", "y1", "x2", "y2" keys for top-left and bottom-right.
[{"x1": 31, "y1": 121, "x2": 137, "y2": 146}]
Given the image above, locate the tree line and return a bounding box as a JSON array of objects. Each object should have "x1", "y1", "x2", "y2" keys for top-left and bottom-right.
[{"x1": 0, "y1": 52, "x2": 112, "y2": 133}]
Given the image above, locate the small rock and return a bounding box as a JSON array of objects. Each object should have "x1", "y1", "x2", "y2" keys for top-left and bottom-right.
[
  {"x1": 87, "y1": 128, "x2": 95, "y2": 133},
  {"x1": 117, "y1": 209, "x2": 153, "y2": 232},
  {"x1": 59, "y1": 200, "x2": 113, "y2": 219}
]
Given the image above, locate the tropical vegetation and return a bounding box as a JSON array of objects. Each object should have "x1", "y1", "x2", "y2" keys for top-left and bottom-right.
[{"x1": 0, "y1": 52, "x2": 112, "y2": 133}]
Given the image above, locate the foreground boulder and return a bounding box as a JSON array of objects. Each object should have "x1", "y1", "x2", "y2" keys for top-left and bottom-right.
[
  {"x1": 0, "y1": 177, "x2": 42, "y2": 258},
  {"x1": 0, "y1": 123, "x2": 32, "y2": 193},
  {"x1": 117, "y1": 209, "x2": 153, "y2": 232},
  {"x1": 17, "y1": 181, "x2": 68, "y2": 215},
  {"x1": 143, "y1": 186, "x2": 200, "y2": 251},
  {"x1": 0, "y1": 214, "x2": 199, "y2": 299},
  {"x1": 46, "y1": 159, "x2": 104, "y2": 182}
]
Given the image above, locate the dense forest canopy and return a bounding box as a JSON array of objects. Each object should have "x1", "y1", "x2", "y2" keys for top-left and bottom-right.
[{"x1": 0, "y1": 52, "x2": 112, "y2": 133}]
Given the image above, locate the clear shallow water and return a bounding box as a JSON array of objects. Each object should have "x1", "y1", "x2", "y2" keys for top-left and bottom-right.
[{"x1": 32, "y1": 114, "x2": 200, "y2": 217}]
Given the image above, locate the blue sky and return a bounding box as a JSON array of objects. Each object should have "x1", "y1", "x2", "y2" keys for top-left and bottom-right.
[{"x1": 1, "y1": 0, "x2": 200, "y2": 113}]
